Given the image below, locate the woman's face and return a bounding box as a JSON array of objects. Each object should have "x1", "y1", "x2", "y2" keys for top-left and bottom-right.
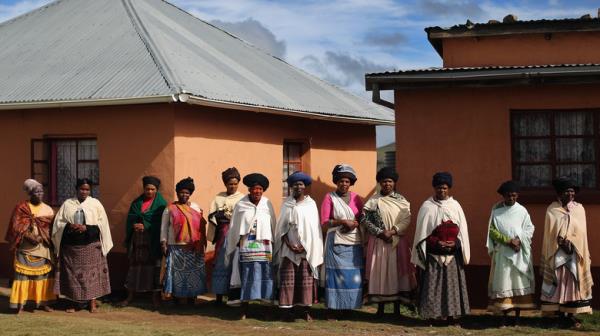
[
  {"x1": 291, "y1": 181, "x2": 306, "y2": 199},
  {"x1": 336, "y1": 177, "x2": 352, "y2": 194},
  {"x1": 434, "y1": 184, "x2": 449, "y2": 200},
  {"x1": 30, "y1": 186, "x2": 44, "y2": 205},
  {"x1": 249, "y1": 185, "x2": 264, "y2": 203},
  {"x1": 503, "y1": 192, "x2": 518, "y2": 206},
  {"x1": 143, "y1": 184, "x2": 157, "y2": 199},
  {"x1": 225, "y1": 178, "x2": 239, "y2": 195},
  {"x1": 77, "y1": 183, "x2": 91, "y2": 201},
  {"x1": 177, "y1": 189, "x2": 191, "y2": 204},
  {"x1": 559, "y1": 188, "x2": 576, "y2": 205},
  {"x1": 379, "y1": 178, "x2": 395, "y2": 195}
]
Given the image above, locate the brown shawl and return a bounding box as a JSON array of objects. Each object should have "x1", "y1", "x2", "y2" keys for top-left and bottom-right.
[{"x1": 5, "y1": 201, "x2": 53, "y2": 251}]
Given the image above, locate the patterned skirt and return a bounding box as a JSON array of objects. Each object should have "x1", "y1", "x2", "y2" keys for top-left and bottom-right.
[
  {"x1": 163, "y1": 245, "x2": 207, "y2": 298},
  {"x1": 323, "y1": 232, "x2": 364, "y2": 310},
  {"x1": 418, "y1": 254, "x2": 470, "y2": 319},
  {"x1": 55, "y1": 241, "x2": 111, "y2": 302},
  {"x1": 278, "y1": 258, "x2": 317, "y2": 308},
  {"x1": 125, "y1": 231, "x2": 161, "y2": 292},
  {"x1": 10, "y1": 251, "x2": 56, "y2": 309},
  {"x1": 211, "y1": 224, "x2": 231, "y2": 295},
  {"x1": 541, "y1": 265, "x2": 593, "y2": 315},
  {"x1": 240, "y1": 261, "x2": 273, "y2": 302}
]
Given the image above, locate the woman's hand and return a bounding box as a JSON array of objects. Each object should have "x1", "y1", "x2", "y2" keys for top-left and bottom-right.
[
  {"x1": 377, "y1": 229, "x2": 394, "y2": 243},
  {"x1": 559, "y1": 238, "x2": 573, "y2": 254},
  {"x1": 284, "y1": 236, "x2": 305, "y2": 254},
  {"x1": 161, "y1": 242, "x2": 168, "y2": 256},
  {"x1": 68, "y1": 223, "x2": 86, "y2": 233},
  {"x1": 508, "y1": 238, "x2": 521, "y2": 252},
  {"x1": 133, "y1": 223, "x2": 144, "y2": 232}
]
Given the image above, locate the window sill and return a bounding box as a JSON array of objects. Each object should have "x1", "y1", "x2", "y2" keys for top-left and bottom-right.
[{"x1": 518, "y1": 189, "x2": 600, "y2": 205}]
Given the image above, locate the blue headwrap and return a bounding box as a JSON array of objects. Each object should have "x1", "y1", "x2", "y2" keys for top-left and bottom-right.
[
  {"x1": 286, "y1": 171, "x2": 312, "y2": 186},
  {"x1": 432, "y1": 172, "x2": 453, "y2": 188}
]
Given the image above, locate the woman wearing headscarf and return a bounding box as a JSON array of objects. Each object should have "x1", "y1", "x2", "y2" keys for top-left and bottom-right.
[
  {"x1": 225, "y1": 173, "x2": 276, "y2": 320},
  {"x1": 208, "y1": 167, "x2": 244, "y2": 305},
  {"x1": 274, "y1": 172, "x2": 323, "y2": 321},
  {"x1": 486, "y1": 180, "x2": 535, "y2": 326},
  {"x1": 412, "y1": 172, "x2": 470, "y2": 324},
  {"x1": 540, "y1": 177, "x2": 593, "y2": 329},
  {"x1": 361, "y1": 167, "x2": 417, "y2": 318},
  {"x1": 160, "y1": 177, "x2": 207, "y2": 303},
  {"x1": 119, "y1": 176, "x2": 167, "y2": 308},
  {"x1": 320, "y1": 164, "x2": 365, "y2": 318},
  {"x1": 6, "y1": 179, "x2": 56, "y2": 313},
  {"x1": 52, "y1": 178, "x2": 113, "y2": 313}
]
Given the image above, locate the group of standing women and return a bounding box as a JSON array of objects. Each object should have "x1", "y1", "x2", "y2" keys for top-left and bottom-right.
[{"x1": 5, "y1": 165, "x2": 593, "y2": 329}]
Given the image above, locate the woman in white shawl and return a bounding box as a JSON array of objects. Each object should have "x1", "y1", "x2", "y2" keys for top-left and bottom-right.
[
  {"x1": 274, "y1": 172, "x2": 323, "y2": 321},
  {"x1": 412, "y1": 172, "x2": 470, "y2": 324},
  {"x1": 224, "y1": 173, "x2": 276, "y2": 320},
  {"x1": 52, "y1": 178, "x2": 113, "y2": 313},
  {"x1": 486, "y1": 180, "x2": 535, "y2": 326},
  {"x1": 540, "y1": 177, "x2": 593, "y2": 329},
  {"x1": 361, "y1": 167, "x2": 416, "y2": 318}
]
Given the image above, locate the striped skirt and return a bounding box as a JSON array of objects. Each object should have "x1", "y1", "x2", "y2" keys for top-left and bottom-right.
[
  {"x1": 163, "y1": 245, "x2": 207, "y2": 298},
  {"x1": 55, "y1": 241, "x2": 111, "y2": 302},
  {"x1": 278, "y1": 258, "x2": 317, "y2": 308},
  {"x1": 9, "y1": 251, "x2": 56, "y2": 309},
  {"x1": 323, "y1": 232, "x2": 364, "y2": 310},
  {"x1": 125, "y1": 231, "x2": 161, "y2": 292},
  {"x1": 240, "y1": 261, "x2": 273, "y2": 302}
]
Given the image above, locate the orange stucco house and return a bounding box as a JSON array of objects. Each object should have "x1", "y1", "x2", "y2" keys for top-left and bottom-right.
[
  {"x1": 0, "y1": 0, "x2": 393, "y2": 286},
  {"x1": 366, "y1": 15, "x2": 600, "y2": 307}
]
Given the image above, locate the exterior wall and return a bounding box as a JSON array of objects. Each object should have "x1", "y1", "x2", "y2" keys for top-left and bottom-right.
[
  {"x1": 0, "y1": 104, "x2": 175, "y2": 282},
  {"x1": 442, "y1": 31, "x2": 600, "y2": 67},
  {"x1": 173, "y1": 104, "x2": 377, "y2": 220},
  {"x1": 394, "y1": 83, "x2": 600, "y2": 307}
]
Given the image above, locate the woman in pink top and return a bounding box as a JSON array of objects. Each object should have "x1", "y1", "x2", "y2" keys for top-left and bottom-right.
[{"x1": 320, "y1": 164, "x2": 364, "y2": 318}]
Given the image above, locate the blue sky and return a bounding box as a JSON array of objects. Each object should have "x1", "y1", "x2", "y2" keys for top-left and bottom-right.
[{"x1": 2, "y1": 0, "x2": 599, "y2": 146}]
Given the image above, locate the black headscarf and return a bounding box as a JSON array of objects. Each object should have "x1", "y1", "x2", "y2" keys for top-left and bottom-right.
[
  {"x1": 243, "y1": 173, "x2": 269, "y2": 191},
  {"x1": 142, "y1": 175, "x2": 161, "y2": 189},
  {"x1": 376, "y1": 166, "x2": 399, "y2": 183},
  {"x1": 432, "y1": 172, "x2": 453, "y2": 188},
  {"x1": 221, "y1": 167, "x2": 241, "y2": 184},
  {"x1": 176, "y1": 177, "x2": 195, "y2": 194},
  {"x1": 496, "y1": 180, "x2": 520, "y2": 195},
  {"x1": 552, "y1": 177, "x2": 580, "y2": 194}
]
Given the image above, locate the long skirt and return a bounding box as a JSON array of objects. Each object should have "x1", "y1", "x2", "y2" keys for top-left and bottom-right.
[
  {"x1": 487, "y1": 255, "x2": 536, "y2": 312},
  {"x1": 9, "y1": 251, "x2": 56, "y2": 309},
  {"x1": 279, "y1": 258, "x2": 317, "y2": 308},
  {"x1": 323, "y1": 232, "x2": 363, "y2": 309},
  {"x1": 163, "y1": 245, "x2": 207, "y2": 298},
  {"x1": 365, "y1": 235, "x2": 416, "y2": 303},
  {"x1": 240, "y1": 261, "x2": 273, "y2": 302},
  {"x1": 125, "y1": 231, "x2": 161, "y2": 292},
  {"x1": 55, "y1": 241, "x2": 111, "y2": 302},
  {"x1": 418, "y1": 254, "x2": 470, "y2": 319},
  {"x1": 211, "y1": 223, "x2": 231, "y2": 295},
  {"x1": 541, "y1": 265, "x2": 593, "y2": 315}
]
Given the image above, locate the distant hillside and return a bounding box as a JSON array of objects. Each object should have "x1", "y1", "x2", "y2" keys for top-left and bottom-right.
[{"x1": 377, "y1": 142, "x2": 396, "y2": 170}]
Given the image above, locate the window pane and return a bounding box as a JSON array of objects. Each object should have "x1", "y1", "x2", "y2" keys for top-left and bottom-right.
[
  {"x1": 512, "y1": 112, "x2": 550, "y2": 136},
  {"x1": 33, "y1": 163, "x2": 48, "y2": 184},
  {"x1": 56, "y1": 141, "x2": 77, "y2": 204},
  {"x1": 555, "y1": 111, "x2": 594, "y2": 136},
  {"x1": 78, "y1": 162, "x2": 99, "y2": 184},
  {"x1": 556, "y1": 164, "x2": 596, "y2": 188},
  {"x1": 78, "y1": 140, "x2": 98, "y2": 160},
  {"x1": 555, "y1": 138, "x2": 595, "y2": 162},
  {"x1": 287, "y1": 143, "x2": 302, "y2": 162},
  {"x1": 513, "y1": 139, "x2": 551, "y2": 162},
  {"x1": 516, "y1": 165, "x2": 552, "y2": 187}
]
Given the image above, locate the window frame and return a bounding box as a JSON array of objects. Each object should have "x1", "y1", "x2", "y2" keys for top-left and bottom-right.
[
  {"x1": 510, "y1": 109, "x2": 600, "y2": 203},
  {"x1": 282, "y1": 139, "x2": 310, "y2": 197},
  {"x1": 31, "y1": 136, "x2": 99, "y2": 206}
]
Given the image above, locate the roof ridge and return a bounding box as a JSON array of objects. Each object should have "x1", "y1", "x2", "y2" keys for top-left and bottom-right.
[{"x1": 121, "y1": 0, "x2": 179, "y2": 94}]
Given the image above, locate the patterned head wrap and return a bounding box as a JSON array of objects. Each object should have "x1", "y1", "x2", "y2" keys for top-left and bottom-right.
[{"x1": 332, "y1": 164, "x2": 357, "y2": 185}]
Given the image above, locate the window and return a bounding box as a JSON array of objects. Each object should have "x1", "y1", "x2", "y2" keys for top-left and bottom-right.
[
  {"x1": 511, "y1": 110, "x2": 598, "y2": 190},
  {"x1": 282, "y1": 141, "x2": 307, "y2": 197},
  {"x1": 31, "y1": 138, "x2": 99, "y2": 205}
]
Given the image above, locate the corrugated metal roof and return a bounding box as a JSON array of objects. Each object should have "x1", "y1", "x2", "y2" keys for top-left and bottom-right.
[
  {"x1": 367, "y1": 63, "x2": 600, "y2": 77},
  {"x1": 0, "y1": 0, "x2": 393, "y2": 124}
]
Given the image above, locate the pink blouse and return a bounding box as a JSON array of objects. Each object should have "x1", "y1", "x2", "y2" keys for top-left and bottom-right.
[{"x1": 320, "y1": 191, "x2": 364, "y2": 227}]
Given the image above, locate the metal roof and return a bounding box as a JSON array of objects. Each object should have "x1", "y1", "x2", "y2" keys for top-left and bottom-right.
[
  {"x1": 365, "y1": 64, "x2": 600, "y2": 90},
  {"x1": 0, "y1": 0, "x2": 393, "y2": 124}
]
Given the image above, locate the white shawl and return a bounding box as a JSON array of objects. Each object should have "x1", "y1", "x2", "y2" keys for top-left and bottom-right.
[
  {"x1": 486, "y1": 201, "x2": 534, "y2": 277},
  {"x1": 363, "y1": 192, "x2": 411, "y2": 247},
  {"x1": 329, "y1": 192, "x2": 361, "y2": 245},
  {"x1": 274, "y1": 195, "x2": 323, "y2": 278},
  {"x1": 52, "y1": 196, "x2": 114, "y2": 256},
  {"x1": 207, "y1": 191, "x2": 244, "y2": 242},
  {"x1": 224, "y1": 195, "x2": 276, "y2": 267},
  {"x1": 411, "y1": 196, "x2": 470, "y2": 269}
]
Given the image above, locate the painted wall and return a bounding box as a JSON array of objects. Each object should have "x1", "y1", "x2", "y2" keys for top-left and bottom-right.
[
  {"x1": 0, "y1": 104, "x2": 176, "y2": 279},
  {"x1": 394, "y1": 83, "x2": 600, "y2": 306},
  {"x1": 442, "y1": 31, "x2": 600, "y2": 67},
  {"x1": 173, "y1": 104, "x2": 377, "y2": 218}
]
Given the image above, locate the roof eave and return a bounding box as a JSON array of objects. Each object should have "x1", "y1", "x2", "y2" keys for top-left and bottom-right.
[
  {"x1": 0, "y1": 95, "x2": 176, "y2": 110},
  {"x1": 182, "y1": 94, "x2": 394, "y2": 126}
]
